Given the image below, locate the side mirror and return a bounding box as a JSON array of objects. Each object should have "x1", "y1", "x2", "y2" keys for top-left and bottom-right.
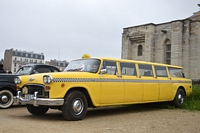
[{"x1": 100, "y1": 69, "x2": 107, "y2": 74}]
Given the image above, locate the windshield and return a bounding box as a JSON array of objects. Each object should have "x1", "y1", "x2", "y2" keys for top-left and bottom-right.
[
  {"x1": 15, "y1": 66, "x2": 33, "y2": 75},
  {"x1": 64, "y1": 59, "x2": 100, "y2": 73}
]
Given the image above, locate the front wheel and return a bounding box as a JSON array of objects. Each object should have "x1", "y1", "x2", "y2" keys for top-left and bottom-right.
[
  {"x1": 0, "y1": 90, "x2": 14, "y2": 109},
  {"x1": 26, "y1": 104, "x2": 49, "y2": 115},
  {"x1": 172, "y1": 89, "x2": 186, "y2": 108},
  {"x1": 62, "y1": 91, "x2": 88, "y2": 121}
]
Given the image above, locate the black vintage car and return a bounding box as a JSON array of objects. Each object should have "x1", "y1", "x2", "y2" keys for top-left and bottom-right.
[{"x1": 0, "y1": 64, "x2": 61, "y2": 109}]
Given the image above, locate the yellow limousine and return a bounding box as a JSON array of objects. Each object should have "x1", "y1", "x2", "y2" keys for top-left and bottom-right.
[{"x1": 14, "y1": 57, "x2": 192, "y2": 121}]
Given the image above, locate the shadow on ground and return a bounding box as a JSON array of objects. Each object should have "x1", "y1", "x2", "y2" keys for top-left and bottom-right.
[{"x1": 12, "y1": 102, "x2": 172, "y2": 121}]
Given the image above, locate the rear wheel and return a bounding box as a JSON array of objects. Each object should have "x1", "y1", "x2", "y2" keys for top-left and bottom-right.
[
  {"x1": 26, "y1": 104, "x2": 49, "y2": 115},
  {"x1": 62, "y1": 91, "x2": 88, "y2": 121},
  {"x1": 172, "y1": 89, "x2": 185, "y2": 108},
  {"x1": 0, "y1": 90, "x2": 14, "y2": 109}
]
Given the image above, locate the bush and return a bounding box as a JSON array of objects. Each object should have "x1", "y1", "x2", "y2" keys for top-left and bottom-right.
[{"x1": 181, "y1": 85, "x2": 200, "y2": 110}]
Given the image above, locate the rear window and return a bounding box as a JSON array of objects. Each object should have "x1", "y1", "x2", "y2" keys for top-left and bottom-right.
[{"x1": 168, "y1": 67, "x2": 184, "y2": 78}]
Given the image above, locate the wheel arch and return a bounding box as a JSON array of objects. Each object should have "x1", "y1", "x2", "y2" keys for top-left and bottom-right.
[
  {"x1": 65, "y1": 87, "x2": 94, "y2": 108},
  {"x1": 177, "y1": 86, "x2": 186, "y2": 95},
  {"x1": 0, "y1": 86, "x2": 17, "y2": 96},
  {"x1": 173, "y1": 86, "x2": 186, "y2": 100}
]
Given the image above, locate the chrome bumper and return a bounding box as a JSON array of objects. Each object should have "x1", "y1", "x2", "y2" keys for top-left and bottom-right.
[{"x1": 14, "y1": 91, "x2": 64, "y2": 107}]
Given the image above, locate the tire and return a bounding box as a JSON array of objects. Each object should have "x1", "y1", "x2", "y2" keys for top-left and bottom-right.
[
  {"x1": 62, "y1": 91, "x2": 88, "y2": 121},
  {"x1": 26, "y1": 104, "x2": 49, "y2": 115},
  {"x1": 172, "y1": 89, "x2": 185, "y2": 108},
  {"x1": 0, "y1": 90, "x2": 14, "y2": 109}
]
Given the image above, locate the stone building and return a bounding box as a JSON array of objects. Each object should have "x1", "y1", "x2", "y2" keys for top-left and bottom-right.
[
  {"x1": 4, "y1": 49, "x2": 45, "y2": 73},
  {"x1": 121, "y1": 4, "x2": 200, "y2": 79}
]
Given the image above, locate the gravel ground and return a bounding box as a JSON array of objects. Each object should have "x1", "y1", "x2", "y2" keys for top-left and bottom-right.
[{"x1": 1, "y1": 104, "x2": 200, "y2": 133}]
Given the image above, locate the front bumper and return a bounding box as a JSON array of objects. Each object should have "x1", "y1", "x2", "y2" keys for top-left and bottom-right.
[{"x1": 14, "y1": 91, "x2": 64, "y2": 107}]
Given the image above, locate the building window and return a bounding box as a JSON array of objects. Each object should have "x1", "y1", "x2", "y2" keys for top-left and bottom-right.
[
  {"x1": 165, "y1": 40, "x2": 171, "y2": 64},
  {"x1": 138, "y1": 45, "x2": 143, "y2": 56}
]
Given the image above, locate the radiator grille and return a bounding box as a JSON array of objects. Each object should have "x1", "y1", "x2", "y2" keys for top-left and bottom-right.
[{"x1": 21, "y1": 84, "x2": 49, "y2": 98}]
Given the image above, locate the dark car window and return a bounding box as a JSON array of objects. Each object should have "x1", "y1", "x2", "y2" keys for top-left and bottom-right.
[
  {"x1": 50, "y1": 67, "x2": 60, "y2": 72},
  {"x1": 34, "y1": 67, "x2": 51, "y2": 73}
]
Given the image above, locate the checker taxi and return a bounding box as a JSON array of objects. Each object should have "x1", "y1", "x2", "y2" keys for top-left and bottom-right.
[{"x1": 14, "y1": 57, "x2": 192, "y2": 121}]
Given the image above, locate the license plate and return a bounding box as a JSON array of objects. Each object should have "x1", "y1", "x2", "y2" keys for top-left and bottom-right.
[{"x1": 25, "y1": 94, "x2": 34, "y2": 100}]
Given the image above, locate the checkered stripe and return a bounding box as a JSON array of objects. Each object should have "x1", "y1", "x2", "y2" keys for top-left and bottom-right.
[
  {"x1": 52, "y1": 78, "x2": 124, "y2": 82},
  {"x1": 53, "y1": 78, "x2": 100, "y2": 82},
  {"x1": 52, "y1": 78, "x2": 191, "y2": 84}
]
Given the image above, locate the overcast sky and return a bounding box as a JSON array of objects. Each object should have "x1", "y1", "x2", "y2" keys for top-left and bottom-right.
[{"x1": 0, "y1": 1, "x2": 199, "y2": 62}]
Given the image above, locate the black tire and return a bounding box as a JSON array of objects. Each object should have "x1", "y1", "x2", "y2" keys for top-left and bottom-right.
[
  {"x1": 62, "y1": 91, "x2": 88, "y2": 121},
  {"x1": 172, "y1": 89, "x2": 186, "y2": 108},
  {"x1": 26, "y1": 104, "x2": 49, "y2": 115},
  {"x1": 0, "y1": 90, "x2": 14, "y2": 109}
]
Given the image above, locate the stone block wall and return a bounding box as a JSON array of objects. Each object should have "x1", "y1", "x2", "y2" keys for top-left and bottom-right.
[{"x1": 122, "y1": 19, "x2": 200, "y2": 79}]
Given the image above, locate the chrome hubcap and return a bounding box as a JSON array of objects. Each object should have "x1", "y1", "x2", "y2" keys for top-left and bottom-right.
[
  {"x1": 178, "y1": 94, "x2": 184, "y2": 104},
  {"x1": 1, "y1": 95, "x2": 9, "y2": 103},
  {"x1": 73, "y1": 99, "x2": 84, "y2": 115}
]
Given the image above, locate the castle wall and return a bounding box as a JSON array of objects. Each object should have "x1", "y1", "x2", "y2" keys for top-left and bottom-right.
[
  {"x1": 122, "y1": 20, "x2": 200, "y2": 79},
  {"x1": 189, "y1": 21, "x2": 200, "y2": 79}
]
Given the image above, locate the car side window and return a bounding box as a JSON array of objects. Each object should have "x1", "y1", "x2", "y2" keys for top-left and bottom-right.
[
  {"x1": 154, "y1": 66, "x2": 168, "y2": 77},
  {"x1": 35, "y1": 68, "x2": 51, "y2": 73},
  {"x1": 50, "y1": 67, "x2": 60, "y2": 72},
  {"x1": 168, "y1": 67, "x2": 184, "y2": 78},
  {"x1": 138, "y1": 64, "x2": 153, "y2": 77},
  {"x1": 120, "y1": 62, "x2": 137, "y2": 76},
  {"x1": 102, "y1": 61, "x2": 117, "y2": 75}
]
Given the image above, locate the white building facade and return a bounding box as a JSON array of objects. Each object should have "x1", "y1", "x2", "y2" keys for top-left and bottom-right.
[{"x1": 4, "y1": 49, "x2": 44, "y2": 73}]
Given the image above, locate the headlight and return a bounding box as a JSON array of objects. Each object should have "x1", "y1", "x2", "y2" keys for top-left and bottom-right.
[
  {"x1": 43, "y1": 75, "x2": 52, "y2": 84},
  {"x1": 14, "y1": 76, "x2": 21, "y2": 84}
]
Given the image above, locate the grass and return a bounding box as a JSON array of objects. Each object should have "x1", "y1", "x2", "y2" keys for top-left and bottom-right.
[{"x1": 181, "y1": 85, "x2": 200, "y2": 111}]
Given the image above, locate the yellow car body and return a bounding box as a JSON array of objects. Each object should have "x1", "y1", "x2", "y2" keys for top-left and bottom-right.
[{"x1": 14, "y1": 57, "x2": 192, "y2": 121}]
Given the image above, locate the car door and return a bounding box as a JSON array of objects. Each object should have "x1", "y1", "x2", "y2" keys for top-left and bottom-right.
[
  {"x1": 138, "y1": 64, "x2": 159, "y2": 101},
  {"x1": 100, "y1": 60, "x2": 124, "y2": 105},
  {"x1": 120, "y1": 62, "x2": 143, "y2": 102},
  {"x1": 154, "y1": 65, "x2": 173, "y2": 100}
]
